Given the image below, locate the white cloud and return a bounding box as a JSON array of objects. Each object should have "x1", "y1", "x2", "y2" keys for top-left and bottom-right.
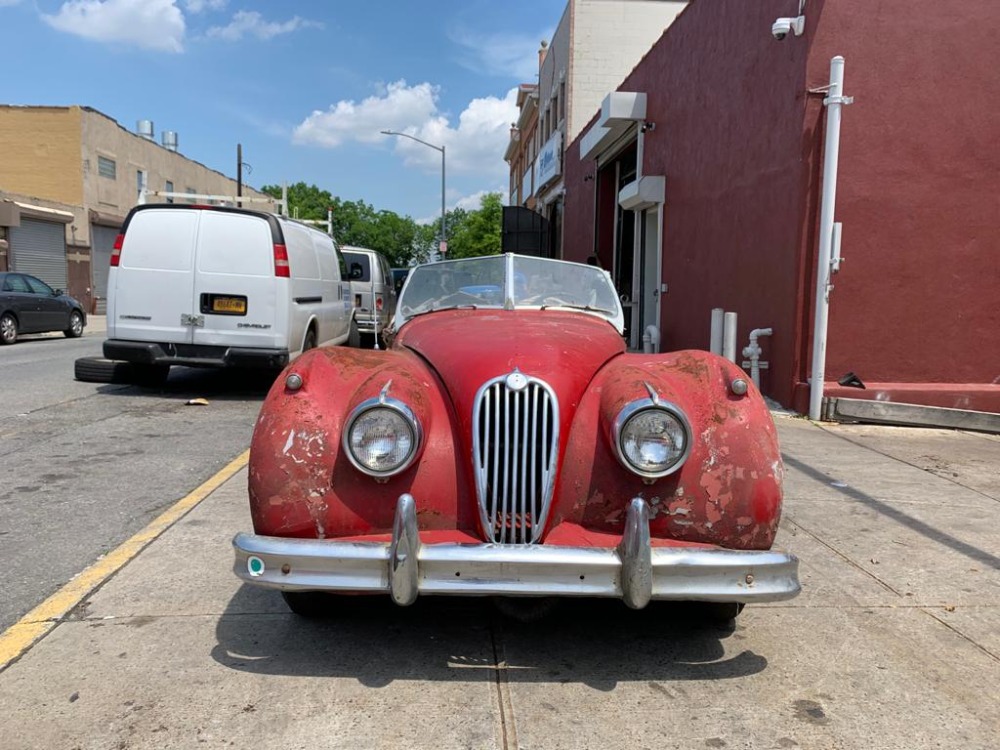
[
  {"x1": 0, "y1": 0, "x2": 23, "y2": 7},
  {"x1": 294, "y1": 81, "x2": 440, "y2": 149},
  {"x1": 42, "y1": 0, "x2": 185, "y2": 53},
  {"x1": 416, "y1": 189, "x2": 503, "y2": 224},
  {"x1": 455, "y1": 190, "x2": 494, "y2": 211},
  {"x1": 184, "y1": 0, "x2": 225, "y2": 13},
  {"x1": 449, "y1": 27, "x2": 552, "y2": 81},
  {"x1": 294, "y1": 81, "x2": 518, "y2": 184},
  {"x1": 206, "y1": 10, "x2": 322, "y2": 41}
]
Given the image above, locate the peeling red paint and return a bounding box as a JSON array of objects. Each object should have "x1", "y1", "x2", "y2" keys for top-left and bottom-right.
[{"x1": 248, "y1": 312, "x2": 784, "y2": 552}]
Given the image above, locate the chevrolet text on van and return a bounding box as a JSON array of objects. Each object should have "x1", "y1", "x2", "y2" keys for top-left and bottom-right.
[{"x1": 99, "y1": 203, "x2": 358, "y2": 384}]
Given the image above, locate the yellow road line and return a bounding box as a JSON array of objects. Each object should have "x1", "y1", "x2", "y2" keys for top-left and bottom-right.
[{"x1": 0, "y1": 449, "x2": 250, "y2": 671}]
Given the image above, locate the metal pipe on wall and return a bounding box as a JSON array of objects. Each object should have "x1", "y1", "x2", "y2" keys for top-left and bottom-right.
[
  {"x1": 809, "y1": 56, "x2": 853, "y2": 421},
  {"x1": 723, "y1": 312, "x2": 738, "y2": 362},
  {"x1": 710, "y1": 308, "x2": 724, "y2": 355}
]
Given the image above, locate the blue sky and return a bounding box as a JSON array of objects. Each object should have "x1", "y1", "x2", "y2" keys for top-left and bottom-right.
[{"x1": 0, "y1": 0, "x2": 564, "y2": 221}]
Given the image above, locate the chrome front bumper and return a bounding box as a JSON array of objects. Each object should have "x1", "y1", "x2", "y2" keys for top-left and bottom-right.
[{"x1": 232, "y1": 496, "x2": 800, "y2": 609}]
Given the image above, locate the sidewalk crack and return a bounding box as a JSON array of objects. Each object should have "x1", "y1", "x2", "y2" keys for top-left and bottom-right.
[{"x1": 489, "y1": 616, "x2": 518, "y2": 750}]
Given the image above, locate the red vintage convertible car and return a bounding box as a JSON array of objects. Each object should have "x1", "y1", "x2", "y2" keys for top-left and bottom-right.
[{"x1": 233, "y1": 254, "x2": 799, "y2": 621}]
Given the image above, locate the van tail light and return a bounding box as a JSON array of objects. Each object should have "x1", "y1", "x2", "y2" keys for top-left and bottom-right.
[
  {"x1": 273, "y1": 243, "x2": 290, "y2": 278},
  {"x1": 375, "y1": 296, "x2": 384, "y2": 311},
  {"x1": 110, "y1": 234, "x2": 125, "y2": 267}
]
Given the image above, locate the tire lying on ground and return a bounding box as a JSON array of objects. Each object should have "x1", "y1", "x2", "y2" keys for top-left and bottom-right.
[{"x1": 74, "y1": 356, "x2": 135, "y2": 384}]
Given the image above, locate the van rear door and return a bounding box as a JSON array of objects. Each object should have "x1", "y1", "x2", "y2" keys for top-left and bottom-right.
[
  {"x1": 191, "y1": 210, "x2": 281, "y2": 349},
  {"x1": 112, "y1": 208, "x2": 198, "y2": 345}
]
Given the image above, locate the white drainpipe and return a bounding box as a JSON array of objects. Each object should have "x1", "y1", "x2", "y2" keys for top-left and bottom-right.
[
  {"x1": 642, "y1": 324, "x2": 660, "y2": 353},
  {"x1": 809, "y1": 56, "x2": 853, "y2": 421},
  {"x1": 742, "y1": 327, "x2": 773, "y2": 389},
  {"x1": 709, "y1": 308, "x2": 724, "y2": 355},
  {"x1": 722, "y1": 311, "x2": 738, "y2": 363}
]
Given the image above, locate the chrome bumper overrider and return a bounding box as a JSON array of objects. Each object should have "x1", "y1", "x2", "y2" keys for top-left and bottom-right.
[{"x1": 232, "y1": 496, "x2": 800, "y2": 609}]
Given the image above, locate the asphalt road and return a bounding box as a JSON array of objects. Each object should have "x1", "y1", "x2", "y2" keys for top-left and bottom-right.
[{"x1": 0, "y1": 325, "x2": 271, "y2": 632}]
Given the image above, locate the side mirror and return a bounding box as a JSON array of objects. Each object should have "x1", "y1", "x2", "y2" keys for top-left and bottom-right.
[
  {"x1": 349, "y1": 263, "x2": 363, "y2": 280},
  {"x1": 54, "y1": 289, "x2": 64, "y2": 297}
]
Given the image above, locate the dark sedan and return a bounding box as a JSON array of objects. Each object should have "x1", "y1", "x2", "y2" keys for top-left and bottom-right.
[{"x1": 0, "y1": 272, "x2": 86, "y2": 345}]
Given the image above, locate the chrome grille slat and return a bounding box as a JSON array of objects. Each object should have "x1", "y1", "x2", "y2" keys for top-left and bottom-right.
[{"x1": 472, "y1": 372, "x2": 559, "y2": 545}]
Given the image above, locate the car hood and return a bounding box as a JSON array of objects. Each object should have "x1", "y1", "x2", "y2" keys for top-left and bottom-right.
[{"x1": 395, "y1": 309, "x2": 626, "y2": 437}]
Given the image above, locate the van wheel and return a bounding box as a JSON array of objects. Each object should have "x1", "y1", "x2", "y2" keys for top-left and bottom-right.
[
  {"x1": 64, "y1": 310, "x2": 85, "y2": 338},
  {"x1": 0, "y1": 313, "x2": 17, "y2": 345},
  {"x1": 131, "y1": 364, "x2": 170, "y2": 388},
  {"x1": 303, "y1": 329, "x2": 317, "y2": 352},
  {"x1": 347, "y1": 319, "x2": 361, "y2": 348},
  {"x1": 74, "y1": 356, "x2": 133, "y2": 383}
]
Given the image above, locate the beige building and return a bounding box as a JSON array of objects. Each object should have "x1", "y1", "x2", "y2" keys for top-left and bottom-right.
[
  {"x1": 0, "y1": 105, "x2": 274, "y2": 313},
  {"x1": 505, "y1": 0, "x2": 688, "y2": 257}
]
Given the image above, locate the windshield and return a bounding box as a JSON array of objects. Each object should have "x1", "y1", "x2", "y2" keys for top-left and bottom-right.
[{"x1": 394, "y1": 254, "x2": 623, "y2": 332}]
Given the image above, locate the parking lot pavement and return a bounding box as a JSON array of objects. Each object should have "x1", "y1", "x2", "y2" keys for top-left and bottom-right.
[{"x1": 0, "y1": 416, "x2": 996, "y2": 749}]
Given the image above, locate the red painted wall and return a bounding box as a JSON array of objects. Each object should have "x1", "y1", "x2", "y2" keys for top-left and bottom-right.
[
  {"x1": 808, "y1": 0, "x2": 1000, "y2": 386},
  {"x1": 566, "y1": 0, "x2": 822, "y2": 406},
  {"x1": 565, "y1": 0, "x2": 1000, "y2": 409}
]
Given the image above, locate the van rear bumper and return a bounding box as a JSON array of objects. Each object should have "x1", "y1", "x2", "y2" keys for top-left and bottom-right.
[{"x1": 104, "y1": 339, "x2": 289, "y2": 369}]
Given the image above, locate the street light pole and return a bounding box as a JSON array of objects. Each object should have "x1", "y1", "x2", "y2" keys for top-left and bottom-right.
[{"x1": 380, "y1": 129, "x2": 447, "y2": 260}]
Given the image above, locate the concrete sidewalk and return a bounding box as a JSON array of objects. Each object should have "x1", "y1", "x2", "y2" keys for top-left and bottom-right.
[
  {"x1": 0, "y1": 417, "x2": 996, "y2": 749},
  {"x1": 86, "y1": 314, "x2": 106, "y2": 336}
]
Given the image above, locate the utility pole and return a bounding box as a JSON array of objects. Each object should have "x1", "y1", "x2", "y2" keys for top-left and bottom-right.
[{"x1": 237, "y1": 143, "x2": 243, "y2": 199}]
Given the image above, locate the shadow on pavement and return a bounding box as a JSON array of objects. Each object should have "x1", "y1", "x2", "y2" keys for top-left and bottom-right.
[
  {"x1": 212, "y1": 584, "x2": 767, "y2": 690},
  {"x1": 783, "y1": 452, "x2": 1000, "y2": 570},
  {"x1": 94, "y1": 366, "x2": 278, "y2": 402}
]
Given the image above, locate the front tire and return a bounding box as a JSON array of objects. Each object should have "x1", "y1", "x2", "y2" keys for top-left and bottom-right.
[
  {"x1": 697, "y1": 602, "x2": 745, "y2": 625},
  {"x1": 64, "y1": 310, "x2": 85, "y2": 338},
  {"x1": 281, "y1": 591, "x2": 333, "y2": 618},
  {"x1": 346, "y1": 318, "x2": 361, "y2": 348},
  {"x1": 0, "y1": 313, "x2": 17, "y2": 345}
]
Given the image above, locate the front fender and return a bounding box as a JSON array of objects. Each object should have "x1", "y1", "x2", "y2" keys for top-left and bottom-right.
[
  {"x1": 551, "y1": 350, "x2": 782, "y2": 550},
  {"x1": 248, "y1": 347, "x2": 476, "y2": 539}
]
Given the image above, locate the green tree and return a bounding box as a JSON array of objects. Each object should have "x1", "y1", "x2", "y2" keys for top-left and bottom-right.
[
  {"x1": 261, "y1": 183, "x2": 423, "y2": 268},
  {"x1": 261, "y1": 182, "x2": 333, "y2": 221},
  {"x1": 445, "y1": 193, "x2": 503, "y2": 259}
]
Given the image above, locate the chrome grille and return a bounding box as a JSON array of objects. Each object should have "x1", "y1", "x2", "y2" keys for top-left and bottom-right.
[{"x1": 472, "y1": 372, "x2": 559, "y2": 544}]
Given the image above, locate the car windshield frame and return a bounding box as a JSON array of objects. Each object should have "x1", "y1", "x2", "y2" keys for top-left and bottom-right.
[{"x1": 393, "y1": 254, "x2": 624, "y2": 333}]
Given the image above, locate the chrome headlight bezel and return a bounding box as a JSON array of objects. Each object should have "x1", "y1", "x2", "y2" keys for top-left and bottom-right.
[
  {"x1": 612, "y1": 389, "x2": 692, "y2": 479},
  {"x1": 342, "y1": 390, "x2": 422, "y2": 478}
]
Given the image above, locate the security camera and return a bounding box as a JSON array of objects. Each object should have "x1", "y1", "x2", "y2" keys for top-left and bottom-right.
[{"x1": 771, "y1": 15, "x2": 805, "y2": 40}]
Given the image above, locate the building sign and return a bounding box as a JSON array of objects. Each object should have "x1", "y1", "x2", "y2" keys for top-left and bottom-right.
[{"x1": 536, "y1": 131, "x2": 562, "y2": 189}]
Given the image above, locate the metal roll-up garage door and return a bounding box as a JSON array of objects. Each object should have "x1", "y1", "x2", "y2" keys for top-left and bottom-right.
[
  {"x1": 90, "y1": 224, "x2": 119, "y2": 315},
  {"x1": 10, "y1": 218, "x2": 67, "y2": 291}
]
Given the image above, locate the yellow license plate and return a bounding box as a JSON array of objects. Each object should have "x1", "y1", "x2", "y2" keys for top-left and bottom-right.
[{"x1": 213, "y1": 297, "x2": 246, "y2": 314}]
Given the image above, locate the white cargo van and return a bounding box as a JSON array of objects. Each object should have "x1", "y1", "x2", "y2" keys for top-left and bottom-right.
[
  {"x1": 102, "y1": 204, "x2": 357, "y2": 382},
  {"x1": 341, "y1": 246, "x2": 396, "y2": 344}
]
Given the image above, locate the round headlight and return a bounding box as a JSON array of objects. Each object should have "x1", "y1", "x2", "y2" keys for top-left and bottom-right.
[
  {"x1": 345, "y1": 405, "x2": 418, "y2": 477},
  {"x1": 613, "y1": 399, "x2": 691, "y2": 479}
]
